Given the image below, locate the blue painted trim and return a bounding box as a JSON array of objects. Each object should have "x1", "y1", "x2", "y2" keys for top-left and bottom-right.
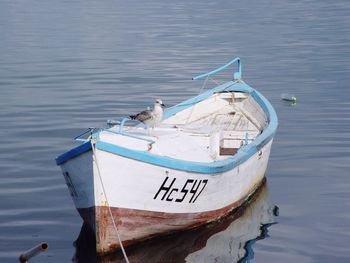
[
  {"x1": 55, "y1": 141, "x2": 92, "y2": 165},
  {"x1": 250, "y1": 89, "x2": 278, "y2": 149},
  {"x1": 162, "y1": 81, "x2": 253, "y2": 120},
  {"x1": 93, "y1": 82, "x2": 277, "y2": 174},
  {"x1": 56, "y1": 80, "x2": 278, "y2": 172},
  {"x1": 95, "y1": 141, "x2": 255, "y2": 174}
]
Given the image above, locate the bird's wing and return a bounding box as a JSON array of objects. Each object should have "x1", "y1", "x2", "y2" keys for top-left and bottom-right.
[{"x1": 134, "y1": 110, "x2": 153, "y2": 122}]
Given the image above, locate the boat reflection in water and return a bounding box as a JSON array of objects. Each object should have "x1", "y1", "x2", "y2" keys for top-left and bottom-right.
[{"x1": 73, "y1": 179, "x2": 278, "y2": 263}]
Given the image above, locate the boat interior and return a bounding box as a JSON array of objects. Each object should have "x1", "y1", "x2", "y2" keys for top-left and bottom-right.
[{"x1": 99, "y1": 91, "x2": 268, "y2": 162}]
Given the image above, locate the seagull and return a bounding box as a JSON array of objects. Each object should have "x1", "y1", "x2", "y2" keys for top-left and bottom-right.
[{"x1": 130, "y1": 99, "x2": 165, "y2": 129}]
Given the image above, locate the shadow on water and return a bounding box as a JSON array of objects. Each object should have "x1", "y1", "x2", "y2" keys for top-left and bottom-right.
[{"x1": 73, "y1": 180, "x2": 278, "y2": 263}]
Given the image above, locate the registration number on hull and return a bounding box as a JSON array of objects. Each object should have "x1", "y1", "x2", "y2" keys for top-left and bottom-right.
[{"x1": 153, "y1": 176, "x2": 208, "y2": 203}]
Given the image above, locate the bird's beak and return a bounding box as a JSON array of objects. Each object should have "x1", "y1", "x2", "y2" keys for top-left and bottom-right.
[{"x1": 161, "y1": 103, "x2": 165, "y2": 107}]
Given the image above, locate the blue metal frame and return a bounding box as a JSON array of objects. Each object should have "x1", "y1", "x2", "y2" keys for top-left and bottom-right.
[
  {"x1": 118, "y1": 117, "x2": 130, "y2": 133},
  {"x1": 192, "y1": 57, "x2": 241, "y2": 81},
  {"x1": 74, "y1": 128, "x2": 94, "y2": 142}
]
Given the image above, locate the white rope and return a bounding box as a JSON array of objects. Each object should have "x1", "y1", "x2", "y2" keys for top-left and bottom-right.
[
  {"x1": 90, "y1": 139, "x2": 130, "y2": 263},
  {"x1": 185, "y1": 75, "x2": 224, "y2": 126},
  {"x1": 208, "y1": 75, "x2": 221, "y2": 86},
  {"x1": 185, "y1": 75, "x2": 209, "y2": 125}
]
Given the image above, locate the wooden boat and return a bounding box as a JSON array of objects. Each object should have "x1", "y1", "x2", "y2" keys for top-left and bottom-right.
[{"x1": 56, "y1": 57, "x2": 278, "y2": 254}]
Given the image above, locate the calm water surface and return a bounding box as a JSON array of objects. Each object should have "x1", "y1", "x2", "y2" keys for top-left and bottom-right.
[{"x1": 0, "y1": 0, "x2": 349, "y2": 262}]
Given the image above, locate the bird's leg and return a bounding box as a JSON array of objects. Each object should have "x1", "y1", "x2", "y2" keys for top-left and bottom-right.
[
  {"x1": 151, "y1": 127, "x2": 159, "y2": 139},
  {"x1": 145, "y1": 124, "x2": 151, "y2": 136}
]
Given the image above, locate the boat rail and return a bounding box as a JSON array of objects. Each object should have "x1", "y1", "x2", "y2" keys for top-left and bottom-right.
[
  {"x1": 192, "y1": 57, "x2": 241, "y2": 81},
  {"x1": 74, "y1": 118, "x2": 156, "y2": 145},
  {"x1": 104, "y1": 117, "x2": 156, "y2": 145},
  {"x1": 74, "y1": 128, "x2": 96, "y2": 142}
]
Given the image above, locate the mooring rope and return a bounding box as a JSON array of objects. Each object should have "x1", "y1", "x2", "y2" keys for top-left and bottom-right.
[{"x1": 90, "y1": 139, "x2": 130, "y2": 263}]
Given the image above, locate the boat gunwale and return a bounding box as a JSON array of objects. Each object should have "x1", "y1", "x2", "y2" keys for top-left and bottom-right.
[{"x1": 55, "y1": 81, "x2": 277, "y2": 172}]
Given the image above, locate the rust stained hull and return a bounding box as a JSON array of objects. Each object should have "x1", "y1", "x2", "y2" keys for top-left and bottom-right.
[{"x1": 78, "y1": 177, "x2": 266, "y2": 255}]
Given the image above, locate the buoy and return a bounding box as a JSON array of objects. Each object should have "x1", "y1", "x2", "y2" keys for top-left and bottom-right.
[
  {"x1": 281, "y1": 93, "x2": 296, "y2": 102},
  {"x1": 19, "y1": 243, "x2": 48, "y2": 263}
]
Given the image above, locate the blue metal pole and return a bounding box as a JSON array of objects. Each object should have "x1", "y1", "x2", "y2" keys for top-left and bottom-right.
[
  {"x1": 119, "y1": 117, "x2": 130, "y2": 134},
  {"x1": 192, "y1": 57, "x2": 241, "y2": 80}
]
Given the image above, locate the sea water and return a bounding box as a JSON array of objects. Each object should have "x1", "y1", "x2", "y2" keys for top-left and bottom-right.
[{"x1": 0, "y1": 0, "x2": 349, "y2": 262}]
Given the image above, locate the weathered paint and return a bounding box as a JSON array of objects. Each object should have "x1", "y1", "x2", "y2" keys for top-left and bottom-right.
[
  {"x1": 60, "y1": 135, "x2": 272, "y2": 254},
  {"x1": 74, "y1": 180, "x2": 277, "y2": 262},
  {"x1": 78, "y1": 177, "x2": 266, "y2": 255}
]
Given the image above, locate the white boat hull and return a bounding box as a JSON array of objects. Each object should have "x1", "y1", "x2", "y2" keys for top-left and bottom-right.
[
  {"x1": 57, "y1": 58, "x2": 278, "y2": 254},
  {"x1": 60, "y1": 140, "x2": 272, "y2": 253}
]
